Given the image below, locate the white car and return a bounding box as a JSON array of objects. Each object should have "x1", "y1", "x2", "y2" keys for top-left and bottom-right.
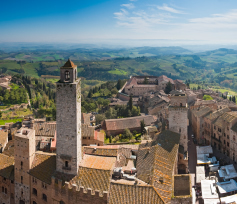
[{"x1": 191, "y1": 134, "x2": 194, "y2": 139}]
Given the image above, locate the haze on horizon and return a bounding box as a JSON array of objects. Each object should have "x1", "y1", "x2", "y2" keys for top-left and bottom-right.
[{"x1": 1, "y1": 0, "x2": 237, "y2": 48}]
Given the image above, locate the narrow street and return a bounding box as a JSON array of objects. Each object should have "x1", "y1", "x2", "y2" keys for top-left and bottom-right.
[{"x1": 188, "y1": 125, "x2": 204, "y2": 204}]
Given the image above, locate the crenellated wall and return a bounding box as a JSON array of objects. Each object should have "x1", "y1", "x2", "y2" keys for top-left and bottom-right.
[{"x1": 51, "y1": 177, "x2": 108, "y2": 204}]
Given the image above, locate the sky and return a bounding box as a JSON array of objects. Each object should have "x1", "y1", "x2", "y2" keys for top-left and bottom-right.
[{"x1": 1, "y1": 0, "x2": 237, "y2": 46}]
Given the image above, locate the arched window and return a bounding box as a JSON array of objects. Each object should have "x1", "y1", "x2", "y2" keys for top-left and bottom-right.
[
  {"x1": 42, "y1": 194, "x2": 47, "y2": 201},
  {"x1": 65, "y1": 71, "x2": 70, "y2": 81},
  {"x1": 32, "y1": 188, "x2": 37, "y2": 196}
]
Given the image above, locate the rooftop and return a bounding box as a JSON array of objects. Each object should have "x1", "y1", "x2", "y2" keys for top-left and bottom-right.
[
  {"x1": 197, "y1": 146, "x2": 213, "y2": 155},
  {"x1": 201, "y1": 180, "x2": 219, "y2": 199},
  {"x1": 193, "y1": 106, "x2": 213, "y2": 118},
  {"x1": 102, "y1": 115, "x2": 155, "y2": 131},
  {"x1": 29, "y1": 152, "x2": 56, "y2": 184},
  {"x1": 220, "y1": 194, "x2": 237, "y2": 204},
  {"x1": 61, "y1": 59, "x2": 77, "y2": 69},
  {"x1": 196, "y1": 166, "x2": 205, "y2": 183},
  {"x1": 217, "y1": 179, "x2": 237, "y2": 194},
  {"x1": 79, "y1": 154, "x2": 116, "y2": 170},
  {"x1": 34, "y1": 122, "x2": 56, "y2": 137},
  {"x1": 219, "y1": 164, "x2": 237, "y2": 180},
  {"x1": 0, "y1": 154, "x2": 14, "y2": 180}
]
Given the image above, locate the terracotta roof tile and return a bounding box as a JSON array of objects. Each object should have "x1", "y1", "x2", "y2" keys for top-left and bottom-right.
[
  {"x1": 0, "y1": 154, "x2": 14, "y2": 179},
  {"x1": 2, "y1": 140, "x2": 14, "y2": 157},
  {"x1": 137, "y1": 130, "x2": 180, "y2": 203},
  {"x1": 103, "y1": 115, "x2": 155, "y2": 131},
  {"x1": 29, "y1": 152, "x2": 56, "y2": 184},
  {"x1": 80, "y1": 155, "x2": 116, "y2": 170},
  {"x1": 62, "y1": 59, "x2": 77, "y2": 68},
  {"x1": 34, "y1": 122, "x2": 56, "y2": 137},
  {"x1": 109, "y1": 183, "x2": 165, "y2": 204}
]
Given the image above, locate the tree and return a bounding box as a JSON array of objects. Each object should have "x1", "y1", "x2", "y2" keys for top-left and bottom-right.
[
  {"x1": 123, "y1": 128, "x2": 133, "y2": 140},
  {"x1": 0, "y1": 111, "x2": 2, "y2": 119},
  {"x1": 143, "y1": 77, "x2": 149, "y2": 84},
  {"x1": 203, "y1": 95, "x2": 213, "y2": 100},
  {"x1": 232, "y1": 96, "x2": 236, "y2": 103},
  {"x1": 95, "y1": 114, "x2": 106, "y2": 124},
  {"x1": 111, "y1": 88, "x2": 118, "y2": 95},
  {"x1": 140, "y1": 120, "x2": 145, "y2": 134},
  {"x1": 229, "y1": 96, "x2": 232, "y2": 101},
  {"x1": 164, "y1": 81, "x2": 172, "y2": 94},
  {"x1": 131, "y1": 106, "x2": 140, "y2": 116},
  {"x1": 128, "y1": 95, "x2": 133, "y2": 110}
]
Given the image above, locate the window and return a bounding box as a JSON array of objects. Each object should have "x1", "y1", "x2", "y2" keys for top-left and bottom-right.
[
  {"x1": 42, "y1": 194, "x2": 47, "y2": 201},
  {"x1": 42, "y1": 182, "x2": 47, "y2": 189},
  {"x1": 21, "y1": 176, "x2": 23, "y2": 184},
  {"x1": 65, "y1": 71, "x2": 70, "y2": 80},
  {"x1": 32, "y1": 188, "x2": 37, "y2": 196},
  {"x1": 179, "y1": 128, "x2": 181, "y2": 133},
  {"x1": 2, "y1": 186, "x2": 4, "y2": 193},
  {"x1": 224, "y1": 133, "x2": 226, "y2": 137},
  {"x1": 214, "y1": 126, "x2": 216, "y2": 130},
  {"x1": 65, "y1": 161, "x2": 68, "y2": 168},
  {"x1": 227, "y1": 135, "x2": 229, "y2": 139},
  {"x1": 21, "y1": 161, "x2": 23, "y2": 169},
  {"x1": 224, "y1": 140, "x2": 226, "y2": 144},
  {"x1": 33, "y1": 202, "x2": 37, "y2": 204},
  {"x1": 5, "y1": 188, "x2": 7, "y2": 194},
  {"x1": 33, "y1": 177, "x2": 37, "y2": 184},
  {"x1": 60, "y1": 201, "x2": 65, "y2": 204},
  {"x1": 180, "y1": 103, "x2": 182, "y2": 107},
  {"x1": 227, "y1": 142, "x2": 229, "y2": 147},
  {"x1": 214, "y1": 133, "x2": 216, "y2": 138},
  {"x1": 234, "y1": 135, "x2": 236, "y2": 141}
]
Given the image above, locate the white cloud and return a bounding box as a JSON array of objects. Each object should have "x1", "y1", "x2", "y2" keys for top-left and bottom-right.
[
  {"x1": 157, "y1": 4, "x2": 184, "y2": 14},
  {"x1": 121, "y1": 3, "x2": 135, "y2": 10}
]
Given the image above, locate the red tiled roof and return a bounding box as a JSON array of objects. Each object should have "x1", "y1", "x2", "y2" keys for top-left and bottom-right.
[
  {"x1": 80, "y1": 155, "x2": 116, "y2": 170},
  {"x1": 102, "y1": 115, "x2": 155, "y2": 131},
  {"x1": 62, "y1": 59, "x2": 77, "y2": 68}
]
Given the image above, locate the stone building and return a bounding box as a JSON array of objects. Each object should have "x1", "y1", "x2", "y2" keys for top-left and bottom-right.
[
  {"x1": 81, "y1": 124, "x2": 104, "y2": 146},
  {"x1": 120, "y1": 75, "x2": 186, "y2": 97},
  {"x1": 0, "y1": 59, "x2": 193, "y2": 204},
  {"x1": 101, "y1": 115, "x2": 156, "y2": 136},
  {"x1": 168, "y1": 91, "x2": 189, "y2": 173},
  {"x1": 56, "y1": 59, "x2": 81, "y2": 176},
  {"x1": 191, "y1": 106, "x2": 213, "y2": 143}
]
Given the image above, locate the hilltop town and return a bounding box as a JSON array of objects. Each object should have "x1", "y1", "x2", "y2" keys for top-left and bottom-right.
[{"x1": 1, "y1": 59, "x2": 237, "y2": 204}]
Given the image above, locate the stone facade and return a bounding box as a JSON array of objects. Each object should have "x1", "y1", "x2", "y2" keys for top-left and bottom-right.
[
  {"x1": 14, "y1": 128, "x2": 35, "y2": 204},
  {"x1": 168, "y1": 94, "x2": 188, "y2": 152},
  {"x1": 56, "y1": 60, "x2": 81, "y2": 176}
]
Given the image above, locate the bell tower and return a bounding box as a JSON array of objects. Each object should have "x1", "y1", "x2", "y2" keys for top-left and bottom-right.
[{"x1": 56, "y1": 59, "x2": 81, "y2": 175}]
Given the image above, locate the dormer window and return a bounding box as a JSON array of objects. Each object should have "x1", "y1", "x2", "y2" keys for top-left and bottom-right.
[{"x1": 65, "y1": 71, "x2": 70, "y2": 81}]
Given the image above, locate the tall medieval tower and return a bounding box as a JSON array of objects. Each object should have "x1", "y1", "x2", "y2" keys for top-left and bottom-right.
[
  {"x1": 14, "y1": 128, "x2": 35, "y2": 204},
  {"x1": 56, "y1": 59, "x2": 81, "y2": 175},
  {"x1": 168, "y1": 91, "x2": 188, "y2": 152}
]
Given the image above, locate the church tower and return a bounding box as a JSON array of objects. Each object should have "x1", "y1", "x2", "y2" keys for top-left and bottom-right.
[
  {"x1": 168, "y1": 91, "x2": 188, "y2": 152},
  {"x1": 56, "y1": 59, "x2": 81, "y2": 175}
]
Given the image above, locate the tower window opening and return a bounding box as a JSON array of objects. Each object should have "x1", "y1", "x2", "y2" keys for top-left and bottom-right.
[
  {"x1": 65, "y1": 161, "x2": 68, "y2": 168},
  {"x1": 65, "y1": 71, "x2": 70, "y2": 81}
]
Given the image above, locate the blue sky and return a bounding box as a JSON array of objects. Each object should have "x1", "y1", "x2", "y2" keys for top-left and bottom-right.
[{"x1": 1, "y1": 0, "x2": 237, "y2": 45}]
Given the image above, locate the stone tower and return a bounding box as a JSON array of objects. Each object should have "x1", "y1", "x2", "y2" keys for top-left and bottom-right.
[
  {"x1": 168, "y1": 91, "x2": 188, "y2": 152},
  {"x1": 56, "y1": 59, "x2": 81, "y2": 175},
  {"x1": 14, "y1": 128, "x2": 35, "y2": 204}
]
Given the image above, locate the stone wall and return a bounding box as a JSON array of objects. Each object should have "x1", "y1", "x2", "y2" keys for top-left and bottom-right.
[
  {"x1": 56, "y1": 79, "x2": 81, "y2": 175},
  {"x1": 168, "y1": 107, "x2": 188, "y2": 152},
  {"x1": 51, "y1": 178, "x2": 107, "y2": 204}
]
